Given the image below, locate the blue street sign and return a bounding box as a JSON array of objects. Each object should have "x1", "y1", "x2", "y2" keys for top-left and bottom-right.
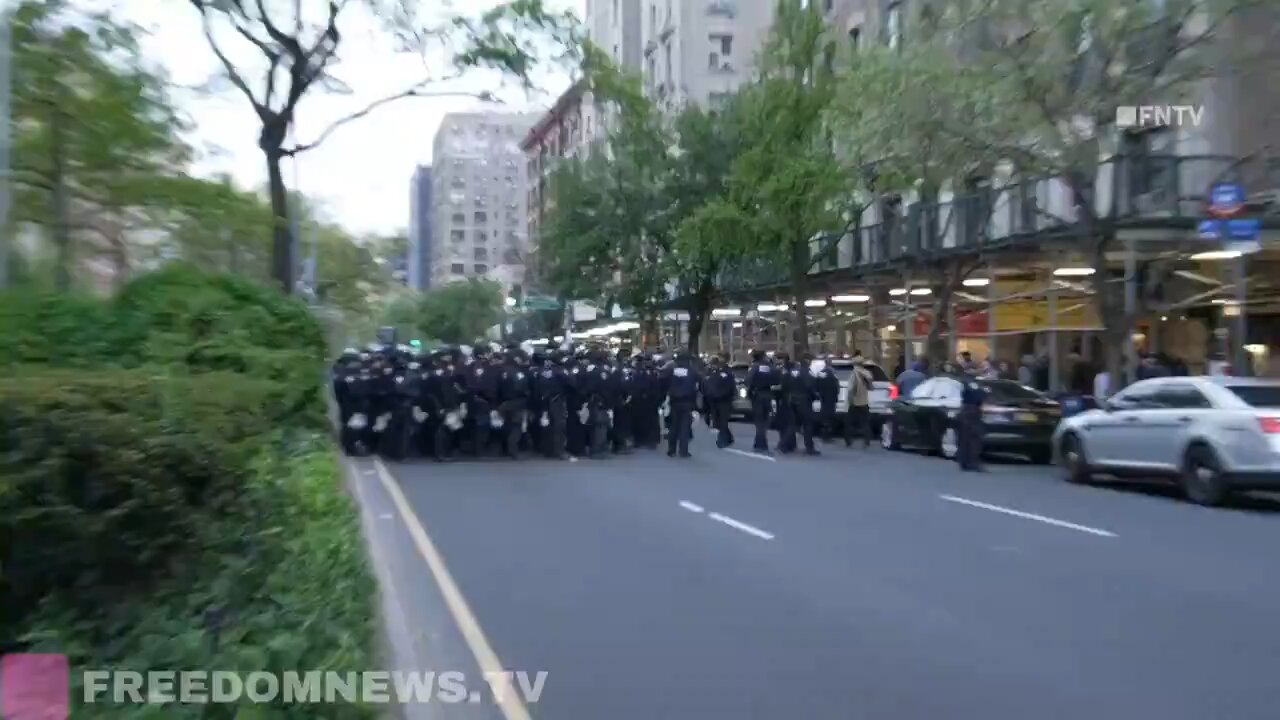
[
  {"x1": 1208, "y1": 183, "x2": 1246, "y2": 216},
  {"x1": 1198, "y1": 219, "x2": 1222, "y2": 239},
  {"x1": 1225, "y1": 218, "x2": 1261, "y2": 240}
]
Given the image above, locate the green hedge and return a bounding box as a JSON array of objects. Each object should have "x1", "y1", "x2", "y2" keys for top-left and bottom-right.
[
  {"x1": 0, "y1": 369, "x2": 285, "y2": 630},
  {"x1": 19, "y1": 443, "x2": 379, "y2": 719}
]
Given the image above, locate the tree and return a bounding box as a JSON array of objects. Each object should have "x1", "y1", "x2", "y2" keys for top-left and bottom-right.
[
  {"x1": 537, "y1": 46, "x2": 678, "y2": 338},
  {"x1": 668, "y1": 99, "x2": 750, "y2": 354},
  {"x1": 187, "y1": 0, "x2": 576, "y2": 294},
  {"x1": 11, "y1": 0, "x2": 189, "y2": 290},
  {"x1": 937, "y1": 0, "x2": 1262, "y2": 385},
  {"x1": 414, "y1": 279, "x2": 506, "y2": 344},
  {"x1": 830, "y1": 41, "x2": 1007, "y2": 362},
  {"x1": 716, "y1": 0, "x2": 845, "y2": 354}
]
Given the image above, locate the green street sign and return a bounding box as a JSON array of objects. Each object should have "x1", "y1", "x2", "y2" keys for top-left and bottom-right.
[{"x1": 522, "y1": 296, "x2": 560, "y2": 311}]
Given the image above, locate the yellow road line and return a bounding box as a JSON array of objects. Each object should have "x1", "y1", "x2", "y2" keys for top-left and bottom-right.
[{"x1": 372, "y1": 458, "x2": 533, "y2": 720}]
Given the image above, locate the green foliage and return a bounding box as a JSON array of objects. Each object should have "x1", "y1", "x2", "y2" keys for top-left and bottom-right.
[
  {"x1": 0, "y1": 369, "x2": 284, "y2": 634},
  {"x1": 415, "y1": 279, "x2": 506, "y2": 344},
  {"x1": 17, "y1": 441, "x2": 379, "y2": 719}
]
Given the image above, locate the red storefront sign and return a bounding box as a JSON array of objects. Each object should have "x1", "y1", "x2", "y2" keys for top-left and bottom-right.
[{"x1": 911, "y1": 310, "x2": 990, "y2": 337}]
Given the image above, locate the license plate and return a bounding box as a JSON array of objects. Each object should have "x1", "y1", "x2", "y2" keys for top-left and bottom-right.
[{"x1": 1016, "y1": 412, "x2": 1038, "y2": 423}]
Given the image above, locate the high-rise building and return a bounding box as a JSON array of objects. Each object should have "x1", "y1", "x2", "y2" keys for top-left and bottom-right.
[
  {"x1": 429, "y1": 112, "x2": 538, "y2": 292},
  {"x1": 583, "y1": 0, "x2": 644, "y2": 146},
  {"x1": 522, "y1": 81, "x2": 589, "y2": 255},
  {"x1": 639, "y1": 0, "x2": 776, "y2": 111},
  {"x1": 408, "y1": 165, "x2": 432, "y2": 290}
]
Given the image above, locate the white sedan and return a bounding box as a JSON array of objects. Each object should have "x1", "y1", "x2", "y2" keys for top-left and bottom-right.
[{"x1": 1052, "y1": 376, "x2": 1280, "y2": 506}]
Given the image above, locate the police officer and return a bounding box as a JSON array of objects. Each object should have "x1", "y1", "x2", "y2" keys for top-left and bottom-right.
[
  {"x1": 957, "y1": 371, "x2": 987, "y2": 471},
  {"x1": 611, "y1": 349, "x2": 635, "y2": 453},
  {"x1": 579, "y1": 348, "x2": 615, "y2": 458},
  {"x1": 563, "y1": 348, "x2": 588, "y2": 456},
  {"x1": 661, "y1": 348, "x2": 700, "y2": 458},
  {"x1": 629, "y1": 353, "x2": 658, "y2": 449},
  {"x1": 526, "y1": 350, "x2": 547, "y2": 452},
  {"x1": 743, "y1": 349, "x2": 776, "y2": 454},
  {"x1": 497, "y1": 348, "x2": 530, "y2": 459},
  {"x1": 779, "y1": 352, "x2": 820, "y2": 455},
  {"x1": 536, "y1": 349, "x2": 571, "y2": 459},
  {"x1": 702, "y1": 354, "x2": 736, "y2": 448},
  {"x1": 465, "y1": 345, "x2": 500, "y2": 457},
  {"x1": 379, "y1": 350, "x2": 420, "y2": 461},
  {"x1": 814, "y1": 354, "x2": 840, "y2": 441}
]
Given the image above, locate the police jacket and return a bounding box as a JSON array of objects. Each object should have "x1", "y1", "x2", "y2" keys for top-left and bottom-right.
[
  {"x1": 782, "y1": 364, "x2": 818, "y2": 402},
  {"x1": 465, "y1": 363, "x2": 500, "y2": 404},
  {"x1": 744, "y1": 361, "x2": 777, "y2": 399},
  {"x1": 580, "y1": 362, "x2": 616, "y2": 407},
  {"x1": 499, "y1": 363, "x2": 530, "y2": 404},
  {"x1": 815, "y1": 367, "x2": 840, "y2": 403},
  {"x1": 663, "y1": 362, "x2": 700, "y2": 403},
  {"x1": 703, "y1": 367, "x2": 736, "y2": 402},
  {"x1": 960, "y1": 377, "x2": 988, "y2": 407},
  {"x1": 536, "y1": 364, "x2": 569, "y2": 401}
]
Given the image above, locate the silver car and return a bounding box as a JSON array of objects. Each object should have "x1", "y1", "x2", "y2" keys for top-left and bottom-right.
[{"x1": 1052, "y1": 376, "x2": 1280, "y2": 506}]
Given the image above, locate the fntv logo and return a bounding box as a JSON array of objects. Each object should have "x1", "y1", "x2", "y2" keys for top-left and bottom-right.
[{"x1": 1116, "y1": 105, "x2": 1205, "y2": 129}]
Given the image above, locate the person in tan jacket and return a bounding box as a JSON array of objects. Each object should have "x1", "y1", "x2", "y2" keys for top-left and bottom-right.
[{"x1": 843, "y1": 354, "x2": 874, "y2": 448}]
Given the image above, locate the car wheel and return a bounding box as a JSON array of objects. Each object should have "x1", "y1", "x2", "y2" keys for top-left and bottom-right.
[
  {"x1": 1060, "y1": 433, "x2": 1092, "y2": 484},
  {"x1": 881, "y1": 419, "x2": 901, "y2": 450},
  {"x1": 940, "y1": 426, "x2": 958, "y2": 459},
  {"x1": 1181, "y1": 445, "x2": 1230, "y2": 507}
]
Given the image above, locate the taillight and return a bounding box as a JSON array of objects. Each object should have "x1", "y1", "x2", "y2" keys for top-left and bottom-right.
[
  {"x1": 1258, "y1": 417, "x2": 1280, "y2": 434},
  {"x1": 888, "y1": 384, "x2": 899, "y2": 400}
]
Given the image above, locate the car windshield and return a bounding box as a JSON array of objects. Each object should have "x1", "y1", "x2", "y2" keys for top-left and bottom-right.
[
  {"x1": 982, "y1": 380, "x2": 1046, "y2": 402},
  {"x1": 1224, "y1": 384, "x2": 1280, "y2": 408},
  {"x1": 863, "y1": 364, "x2": 889, "y2": 383}
]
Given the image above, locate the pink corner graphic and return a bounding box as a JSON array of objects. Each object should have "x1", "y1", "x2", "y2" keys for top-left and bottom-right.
[{"x1": 1, "y1": 654, "x2": 69, "y2": 720}]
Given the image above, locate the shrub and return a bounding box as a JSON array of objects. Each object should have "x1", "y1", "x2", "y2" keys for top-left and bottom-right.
[
  {"x1": 19, "y1": 442, "x2": 379, "y2": 719},
  {"x1": 0, "y1": 368, "x2": 285, "y2": 636},
  {"x1": 0, "y1": 290, "x2": 121, "y2": 366}
]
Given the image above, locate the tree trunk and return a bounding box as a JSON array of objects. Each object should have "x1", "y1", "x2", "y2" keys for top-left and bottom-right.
[
  {"x1": 790, "y1": 240, "x2": 811, "y2": 356},
  {"x1": 925, "y1": 282, "x2": 953, "y2": 364},
  {"x1": 51, "y1": 101, "x2": 71, "y2": 292},
  {"x1": 265, "y1": 150, "x2": 294, "y2": 294},
  {"x1": 1090, "y1": 244, "x2": 1129, "y2": 394},
  {"x1": 641, "y1": 314, "x2": 659, "y2": 349},
  {"x1": 686, "y1": 283, "x2": 712, "y2": 356}
]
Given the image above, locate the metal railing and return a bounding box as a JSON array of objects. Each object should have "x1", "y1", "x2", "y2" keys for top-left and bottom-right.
[{"x1": 716, "y1": 154, "x2": 1280, "y2": 292}]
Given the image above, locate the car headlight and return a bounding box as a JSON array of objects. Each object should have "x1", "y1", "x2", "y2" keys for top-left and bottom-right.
[{"x1": 738, "y1": 387, "x2": 747, "y2": 398}]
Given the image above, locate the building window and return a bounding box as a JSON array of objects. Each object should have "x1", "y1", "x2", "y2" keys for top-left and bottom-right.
[
  {"x1": 710, "y1": 33, "x2": 732, "y2": 57},
  {"x1": 474, "y1": 247, "x2": 488, "y2": 261},
  {"x1": 451, "y1": 263, "x2": 465, "y2": 274},
  {"x1": 823, "y1": 0, "x2": 833, "y2": 12},
  {"x1": 476, "y1": 230, "x2": 489, "y2": 244},
  {"x1": 474, "y1": 264, "x2": 488, "y2": 275},
  {"x1": 650, "y1": 3, "x2": 656, "y2": 30},
  {"x1": 451, "y1": 212, "x2": 465, "y2": 224},
  {"x1": 887, "y1": 2, "x2": 902, "y2": 49},
  {"x1": 475, "y1": 211, "x2": 487, "y2": 224},
  {"x1": 450, "y1": 229, "x2": 465, "y2": 243},
  {"x1": 612, "y1": 0, "x2": 618, "y2": 25},
  {"x1": 849, "y1": 25, "x2": 861, "y2": 50}
]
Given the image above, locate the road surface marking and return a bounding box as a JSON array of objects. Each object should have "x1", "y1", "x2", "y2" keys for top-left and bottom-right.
[
  {"x1": 723, "y1": 448, "x2": 776, "y2": 462},
  {"x1": 379, "y1": 513, "x2": 394, "y2": 520},
  {"x1": 678, "y1": 501, "x2": 705, "y2": 513},
  {"x1": 373, "y1": 459, "x2": 532, "y2": 720},
  {"x1": 940, "y1": 495, "x2": 1117, "y2": 538},
  {"x1": 707, "y1": 512, "x2": 775, "y2": 540}
]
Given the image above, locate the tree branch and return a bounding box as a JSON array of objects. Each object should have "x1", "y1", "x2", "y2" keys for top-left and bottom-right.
[{"x1": 190, "y1": 1, "x2": 268, "y2": 119}]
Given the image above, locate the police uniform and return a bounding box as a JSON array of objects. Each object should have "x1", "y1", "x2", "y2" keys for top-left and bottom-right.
[
  {"x1": 662, "y1": 353, "x2": 700, "y2": 457},
  {"x1": 537, "y1": 353, "x2": 571, "y2": 459},
  {"x1": 779, "y1": 360, "x2": 819, "y2": 455},
  {"x1": 957, "y1": 376, "x2": 987, "y2": 471},
  {"x1": 815, "y1": 361, "x2": 840, "y2": 440},
  {"x1": 497, "y1": 353, "x2": 530, "y2": 459},
  {"x1": 703, "y1": 362, "x2": 737, "y2": 448},
  {"x1": 744, "y1": 355, "x2": 776, "y2": 452}
]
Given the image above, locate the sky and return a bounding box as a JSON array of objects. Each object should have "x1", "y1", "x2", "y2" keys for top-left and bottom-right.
[{"x1": 116, "y1": 0, "x2": 585, "y2": 237}]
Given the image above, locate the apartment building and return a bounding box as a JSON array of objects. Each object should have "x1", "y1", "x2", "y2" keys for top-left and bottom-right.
[
  {"x1": 428, "y1": 112, "x2": 538, "y2": 291},
  {"x1": 639, "y1": 0, "x2": 775, "y2": 110},
  {"x1": 521, "y1": 80, "x2": 590, "y2": 254},
  {"x1": 407, "y1": 165, "x2": 432, "y2": 290}
]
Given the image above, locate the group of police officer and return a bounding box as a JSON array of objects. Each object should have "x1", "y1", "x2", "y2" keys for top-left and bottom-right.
[{"x1": 330, "y1": 340, "x2": 854, "y2": 462}]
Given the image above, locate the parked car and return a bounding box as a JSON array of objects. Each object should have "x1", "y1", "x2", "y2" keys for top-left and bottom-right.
[
  {"x1": 881, "y1": 376, "x2": 1060, "y2": 463},
  {"x1": 1053, "y1": 376, "x2": 1280, "y2": 506}
]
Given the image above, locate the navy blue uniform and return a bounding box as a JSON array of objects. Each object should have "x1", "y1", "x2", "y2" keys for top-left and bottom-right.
[
  {"x1": 958, "y1": 378, "x2": 986, "y2": 471},
  {"x1": 702, "y1": 365, "x2": 737, "y2": 448},
  {"x1": 662, "y1": 361, "x2": 700, "y2": 457},
  {"x1": 744, "y1": 360, "x2": 777, "y2": 451},
  {"x1": 465, "y1": 361, "x2": 500, "y2": 457},
  {"x1": 815, "y1": 365, "x2": 840, "y2": 439},
  {"x1": 497, "y1": 362, "x2": 530, "y2": 459},
  {"x1": 536, "y1": 363, "x2": 570, "y2": 459},
  {"x1": 630, "y1": 364, "x2": 660, "y2": 448},
  {"x1": 779, "y1": 364, "x2": 818, "y2": 454}
]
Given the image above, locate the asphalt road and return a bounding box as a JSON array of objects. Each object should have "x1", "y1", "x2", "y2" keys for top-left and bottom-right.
[{"x1": 348, "y1": 422, "x2": 1280, "y2": 720}]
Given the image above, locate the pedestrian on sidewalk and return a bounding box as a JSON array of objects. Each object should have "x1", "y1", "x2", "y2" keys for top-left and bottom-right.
[{"x1": 844, "y1": 357, "x2": 873, "y2": 448}]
